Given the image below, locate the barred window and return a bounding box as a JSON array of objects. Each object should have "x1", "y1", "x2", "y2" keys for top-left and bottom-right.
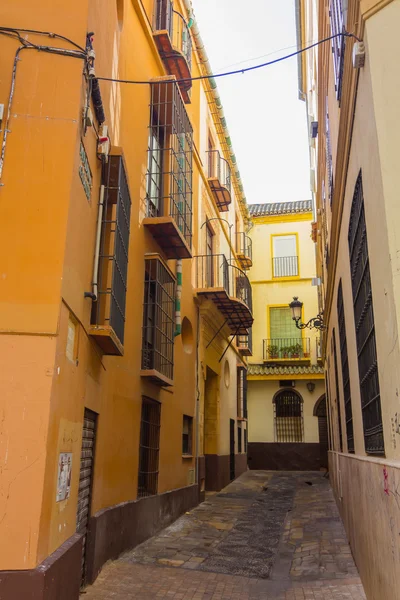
[
  {"x1": 332, "y1": 330, "x2": 343, "y2": 452},
  {"x1": 274, "y1": 390, "x2": 304, "y2": 443},
  {"x1": 237, "y1": 366, "x2": 247, "y2": 418},
  {"x1": 146, "y1": 81, "x2": 193, "y2": 248},
  {"x1": 337, "y1": 280, "x2": 354, "y2": 452},
  {"x1": 138, "y1": 397, "x2": 161, "y2": 498},
  {"x1": 182, "y1": 415, "x2": 193, "y2": 455},
  {"x1": 329, "y1": 0, "x2": 345, "y2": 101},
  {"x1": 348, "y1": 172, "x2": 384, "y2": 454},
  {"x1": 142, "y1": 255, "x2": 175, "y2": 384}
]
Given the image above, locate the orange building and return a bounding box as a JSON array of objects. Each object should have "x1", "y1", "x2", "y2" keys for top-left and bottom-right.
[{"x1": 0, "y1": 1, "x2": 252, "y2": 597}]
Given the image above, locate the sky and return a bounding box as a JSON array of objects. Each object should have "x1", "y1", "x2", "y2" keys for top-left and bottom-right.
[{"x1": 193, "y1": 0, "x2": 311, "y2": 205}]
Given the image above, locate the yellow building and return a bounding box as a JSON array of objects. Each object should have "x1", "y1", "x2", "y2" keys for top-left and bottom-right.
[
  {"x1": 0, "y1": 1, "x2": 252, "y2": 597},
  {"x1": 298, "y1": 0, "x2": 400, "y2": 598},
  {"x1": 247, "y1": 201, "x2": 325, "y2": 471}
]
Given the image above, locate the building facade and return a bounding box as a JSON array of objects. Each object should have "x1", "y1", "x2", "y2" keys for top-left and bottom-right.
[
  {"x1": 298, "y1": 0, "x2": 400, "y2": 598},
  {"x1": 247, "y1": 201, "x2": 325, "y2": 472},
  {"x1": 0, "y1": 1, "x2": 252, "y2": 598}
]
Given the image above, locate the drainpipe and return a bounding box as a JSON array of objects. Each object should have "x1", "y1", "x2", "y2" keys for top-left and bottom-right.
[
  {"x1": 91, "y1": 183, "x2": 105, "y2": 301},
  {"x1": 174, "y1": 259, "x2": 182, "y2": 337},
  {"x1": 182, "y1": 0, "x2": 249, "y2": 223}
]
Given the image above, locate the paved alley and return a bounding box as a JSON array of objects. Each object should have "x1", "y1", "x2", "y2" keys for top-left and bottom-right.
[{"x1": 81, "y1": 472, "x2": 366, "y2": 599}]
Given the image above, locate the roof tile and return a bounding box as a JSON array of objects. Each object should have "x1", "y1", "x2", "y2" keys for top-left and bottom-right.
[
  {"x1": 249, "y1": 200, "x2": 312, "y2": 217},
  {"x1": 247, "y1": 364, "x2": 324, "y2": 376}
]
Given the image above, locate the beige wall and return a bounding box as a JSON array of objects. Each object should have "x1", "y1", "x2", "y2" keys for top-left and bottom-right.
[{"x1": 248, "y1": 380, "x2": 324, "y2": 443}]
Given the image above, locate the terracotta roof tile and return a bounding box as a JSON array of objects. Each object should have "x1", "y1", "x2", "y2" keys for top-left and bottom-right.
[
  {"x1": 247, "y1": 364, "x2": 324, "y2": 376},
  {"x1": 248, "y1": 200, "x2": 313, "y2": 217}
]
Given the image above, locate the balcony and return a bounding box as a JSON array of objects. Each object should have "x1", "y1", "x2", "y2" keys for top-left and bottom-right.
[
  {"x1": 153, "y1": 0, "x2": 192, "y2": 103},
  {"x1": 272, "y1": 256, "x2": 299, "y2": 278},
  {"x1": 194, "y1": 254, "x2": 253, "y2": 335},
  {"x1": 89, "y1": 151, "x2": 131, "y2": 356},
  {"x1": 236, "y1": 232, "x2": 253, "y2": 270},
  {"x1": 237, "y1": 329, "x2": 253, "y2": 357},
  {"x1": 206, "y1": 150, "x2": 232, "y2": 212},
  {"x1": 143, "y1": 80, "x2": 193, "y2": 260},
  {"x1": 263, "y1": 338, "x2": 310, "y2": 363},
  {"x1": 317, "y1": 337, "x2": 323, "y2": 364}
]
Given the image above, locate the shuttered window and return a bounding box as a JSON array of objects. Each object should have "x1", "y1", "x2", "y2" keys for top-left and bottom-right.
[
  {"x1": 329, "y1": 0, "x2": 345, "y2": 102},
  {"x1": 348, "y1": 172, "x2": 384, "y2": 455},
  {"x1": 337, "y1": 280, "x2": 354, "y2": 452},
  {"x1": 332, "y1": 330, "x2": 343, "y2": 452},
  {"x1": 270, "y1": 307, "x2": 301, "y2": 340}
]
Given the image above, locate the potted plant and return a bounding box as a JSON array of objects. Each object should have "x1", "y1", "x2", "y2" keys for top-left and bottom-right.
[
  {"x1": 291, "y1": 342, "x2": 303, "y2": 358},
  {"x1": 281, "y1": 345, "x2": 291, "y2": 359},
  {"x1": 267, "y1": 344, "x2": 279, "y2": 359}
]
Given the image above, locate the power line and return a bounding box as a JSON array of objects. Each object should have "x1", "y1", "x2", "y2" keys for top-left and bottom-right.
[{"x1": 95, "y1": 32, "x2": 360, "y2": 86}]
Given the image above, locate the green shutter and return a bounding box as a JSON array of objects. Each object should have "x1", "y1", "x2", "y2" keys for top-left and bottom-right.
[{"x1": 270, "y1": 307, "x2": 301, "y2": 340}]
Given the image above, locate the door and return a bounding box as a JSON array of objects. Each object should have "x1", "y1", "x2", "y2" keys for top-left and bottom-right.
[
  {"x1": 229, "y1": 419, "x2": 235, "y2": 481},
  {"x1": 315, "y1": 396, "x2": 328, "y2": 468},
  {"x1": 76, "y1": 409, "x2": 97, "y2": 586}
]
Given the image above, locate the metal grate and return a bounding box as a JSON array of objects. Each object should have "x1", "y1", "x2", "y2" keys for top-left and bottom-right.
[
  {"x1": 272, "y1": 256, "x2": 298, "y2": 278},
  {"x1": 337, "y1": 280, "x2": 354, "y2": 452},
  {"x1": 329, "y1": 0, "x2": 345, "y2": 102},
  {"x1": 348, "y1": 172, "x2": 384, "y2": 455},
  {"x1": 142, "y1": 256, "x2": 175, "y2": 381},
  {"x1": 153, "y1": 0, "x2": 192, "y2": 70},
  {"x1": 236, "y1": 232, "x2": 252, "y2": 263},
  {"x1": 138, "y1": 397, "x2": 161, "y2": 498},
  {"x1": 237, "y1": 329, "x2": 253, "y2": 354},
  {"x1": 92, "y1": 154, "x2": 131, "y2": 345},
  {"x1": 332, "y1": 330, "x2": 343, "y2": 452},
  {"x1": 206, "y1": 149, "x2": 231, "y2": 192},
  {"x1": 274, "y1": 390, "x2": 304, "y2": 443},
  {"x1": 237, "y1": 366, "x2": 247, "y2": 418},
  {"x1": 147, "y1": 80, "x2": 193, "y2": 248}
]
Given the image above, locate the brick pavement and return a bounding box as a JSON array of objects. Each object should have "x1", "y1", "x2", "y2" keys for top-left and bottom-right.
[{"x1": 81, "y1": 471, "x2": 366, "y2": 599}]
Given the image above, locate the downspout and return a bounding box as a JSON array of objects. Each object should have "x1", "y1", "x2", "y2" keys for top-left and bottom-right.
[
  {"x1": 183, "y1": 1, "x2": 249, "y2": 223},
  {"x1": 92, "y1": 184, "x2": 105, "y2": 300},
  {"x1": 174, "y1": 259, "x2": 182, "y2": 337}
]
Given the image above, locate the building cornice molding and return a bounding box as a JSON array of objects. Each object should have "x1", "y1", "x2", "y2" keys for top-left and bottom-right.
[
  {"x1": 252, "y1": 212, "x2": 313, "y2": 225},
  {"x1": 361, "y1": 0, "x2": 395, "y2": 19}
]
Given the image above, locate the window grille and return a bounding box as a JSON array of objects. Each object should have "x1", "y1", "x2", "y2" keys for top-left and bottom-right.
[
  {"x1": 337, "y1": 280, "x2": 354, "y2": 452},
  {"x1": 332, "y1": 330, "x2": 343, "y2": 452},
  {"x1": 182, "y1": 415, "x2": 193, "y2": 455},
  {"x1": 138, "y1": 397, "x2": 161, "y2": 498},
  {"x1": 91, "y1": 153, "x2": 131, "y2": 345},
  {"x1": 146, "y1": 81, "x2": 193, "y2": 248},
  {"x1": 348, "y1": 172, "x2": 384, "y2": 454},
  {"x1": 274, "y1": 391, "x2": 304, "y2": 443},
  {"x1": 142, "y1": 256, "x2": 175, "y2": 381},
  {"x1": 329, "y1": 0, "x2": 345, "y2": 102},
  {"x1": 238, "y1": 425, "x2": 242, "y2": 453},
  {"x1": 237, "y1": 366, "x2": 247, "y2": 418},
  {"x1": 326, "y1": 108, "x2": 334, "y2": 204}
]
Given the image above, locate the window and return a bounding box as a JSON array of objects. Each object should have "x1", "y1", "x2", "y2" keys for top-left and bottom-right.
[
  {"x1": 329, "y1": 0, "x2": 345, "y2": 102},
  {"x1": 274, "y1": 390, "x2": 304, "y2": 442},
  {"x1": 208, "y1": 135, "x2": 214, "y2": 177},
  {"x1": 348, "y1": 172, "x2": 384, "y2": 455},
  {"x1": 272, "y1": 235, "x2": 298, "y2": 278},
  {"x1": 326, "y1": 107, "x2": 334, "y2": 204},
  {"x1": 238, "y1": 425, "x2": 242, "y2": 453},
  {"x1": 332, "y1": 330, "x2": 343, "y2": 452},
  {"x1": 206, "y1": 223, "x2": 214, "y2": 287},
  {"x1": 154, "y1": 0, "x2": 172, "y2": 32},
  {"x1": 237, "y1": 366, "x2": 247, "y2": 418},
  {"x1": 337, "y1": 280, "x2": 354, "y2": 452},
  {"x1": 138, "y1": 397, "x2": 161, "y2": 498},
  {"x1": 142, "y1": 256, "x2": 175, "y2": 383},
  {"x1": 265, "y1": 307, "x2": 305, "y2": 360},
  {"x1": 90, "y1": 152, "x2": 131, "y2": 351},
  {"x1": 182, "y1": 415, "x2": 193, "y2": 455},
  {"x1": 146, "y1": 81, "x2": 193, "y2": 247}
]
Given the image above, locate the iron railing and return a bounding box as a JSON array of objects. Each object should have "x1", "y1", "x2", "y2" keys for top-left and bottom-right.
[
  {"x1": 274, "y1": 391, "x2": 304, "y2": 442},
  {"x1": 206, "y1": 150, "x2": 231, "y2": 193},
  {"x1": 146, "y1": 80, "x2": 193, "y2": 249},
  {"x1": 138, "y1": 397, "x2": 161, "y2": 498},
  {"x1": 263, "y1": 337, "x2": 310, "y2": 361},
  {"x1": 236, "y1": 232, "x2": 252, "y2": 263},
  {"x1": 194, "y1": 253, "x2": 252, "y2": 313},
  {"x1": 91, "y1": 154, "x2": 131, "y2": 345},
  {"x1": 153, "y1": 0, "x2": 192, "y2": 70},
  {"x1": 272, "y1": 256, "x2": 299, "y2": 278}
]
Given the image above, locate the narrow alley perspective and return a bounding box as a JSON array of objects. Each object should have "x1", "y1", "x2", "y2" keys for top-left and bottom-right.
[{"x1": 82, "y1": 471, "x2": 365, "y2": 600}]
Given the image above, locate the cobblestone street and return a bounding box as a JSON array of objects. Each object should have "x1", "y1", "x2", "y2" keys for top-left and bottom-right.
[{"x1": 82, "y1": 472, "x2": 366, "y2": 599}]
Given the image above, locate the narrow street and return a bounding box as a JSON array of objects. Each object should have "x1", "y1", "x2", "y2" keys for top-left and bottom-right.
[{"x1": 82, "y1": 472, "x2": 366, "y2": 599}]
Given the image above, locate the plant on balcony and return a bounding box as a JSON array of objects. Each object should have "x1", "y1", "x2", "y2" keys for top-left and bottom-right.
[
  {"x1": 281, "y1": 345, "x2": 291, "y2": 358},
  {"x1": 290, "y1": 342, "x2": 303, "y2": 358},
  {"x1": 267, "y1": 344, "x2": 279, "y2": 359}
]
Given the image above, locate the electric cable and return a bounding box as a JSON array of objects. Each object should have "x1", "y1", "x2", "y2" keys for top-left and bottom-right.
[
  {"x1": 0, "y1": 26, "x2": 85, "y2": 52},
  {"x1": 94, "y1": 32, "x2": 360, "y2": 86}
]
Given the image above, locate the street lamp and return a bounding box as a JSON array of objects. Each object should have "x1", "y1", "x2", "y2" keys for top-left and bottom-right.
[{"x1": 289, "y1": 297, "x2": 326, "y2": 331}]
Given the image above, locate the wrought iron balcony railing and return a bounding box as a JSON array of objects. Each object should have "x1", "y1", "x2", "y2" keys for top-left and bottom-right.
[
  {"x1": 194, "y1": 254, "x2": 253, "y2": 334},
  {"x1": 237, "y1": 329, "x2": 253, "y2": 356},
  {"x1": 153, "y1": 0, "x2": 192, "y2": 102},
  {"x1": 206, "y1": 150, "x2": 232, "y2": 212},
  {"x1": 236, "y1": 232, "x2": 253, "y2": 269},
  {"x1": 263, "y1": 337, "x2": 310, "y2": 361},
  {"x1": 272, "y1": 255, "x2": 299, "y2": 278}
]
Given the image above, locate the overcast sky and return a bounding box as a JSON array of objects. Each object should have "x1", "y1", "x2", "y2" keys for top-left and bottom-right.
[{"x1": 194, "y1": 0, "x2": 311, "y2": 205}]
